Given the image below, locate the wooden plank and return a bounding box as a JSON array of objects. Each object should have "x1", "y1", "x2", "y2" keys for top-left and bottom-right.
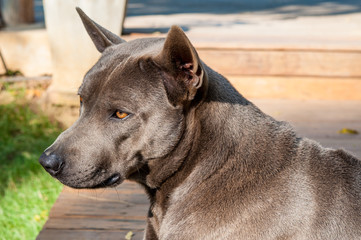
[
  {"x1": 42, "y1": 217, "x2": 145, "y2": 231},
  {"x1": 63, "y1": 180, "x2": 144, "y2": 194},
  {"x1": 48, "y1": 182, "x2": 149, "y2": 218},
  {"x1": 198, "y1": 49, "x2": 361, "y2": 77},
  {"x1": 228, "y1": 76, "x2": 361, "y2": 100},
  {"x1": 39, "y1": 181, "x2": 148, "y2": 239},
  {"x1": 48, "y1": 193, "x2": 148, "y2": 218},
  {"x1": 37, "y1": 229, "x2": 144, "y2": 240}
]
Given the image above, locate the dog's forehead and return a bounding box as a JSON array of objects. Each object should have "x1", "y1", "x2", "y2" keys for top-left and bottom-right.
[
  {"x1": 78, "y1": 37, "x2": 166, "y2": 104},
  {"x1": 112, "y1": 37, "x2": 165, "y2": 57}
]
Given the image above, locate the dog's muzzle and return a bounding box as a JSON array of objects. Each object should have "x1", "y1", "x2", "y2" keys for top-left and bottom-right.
[{"x1": 39, "y1": 152, "x2": 65, "y2": 176}]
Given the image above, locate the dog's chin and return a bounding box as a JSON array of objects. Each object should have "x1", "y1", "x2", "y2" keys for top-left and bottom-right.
[{"x1": 62, "y1": 173, "x2": 123, "y2": 189}]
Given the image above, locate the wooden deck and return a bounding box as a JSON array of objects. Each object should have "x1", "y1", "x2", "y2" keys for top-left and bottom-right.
[
  {"x1": 37, "y1": 99, "x2": 361, "y2": 240},
  {"x1": 37, "y1": 181, "x2": 148, "y2": 240}
]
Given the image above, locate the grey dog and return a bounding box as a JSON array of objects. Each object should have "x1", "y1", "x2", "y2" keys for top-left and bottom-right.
[{"x1": 39, "y1": 8, "x2": 361, "y2": 240}]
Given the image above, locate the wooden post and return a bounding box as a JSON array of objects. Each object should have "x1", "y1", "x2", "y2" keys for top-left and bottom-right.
[
  {"x1": 2, "y1": 0, "x2": 34, "y2": 25},
  {"x1": 0, "y1": 5, "x2": 5, "y2": 28},
  {"x1": 43, "y1": 0, "x2": 128, "y2": 106},
  {"x1": 0, "y1": 50, "x2": 9, "y2": 74},
  {"x1": 19, "y1": 0, "x2": 34, "y2": 23}
]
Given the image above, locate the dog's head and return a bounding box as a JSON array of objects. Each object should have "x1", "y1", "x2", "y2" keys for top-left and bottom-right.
[{"x1": 39, "y1": 8, "x2": 207, "y2": 188}]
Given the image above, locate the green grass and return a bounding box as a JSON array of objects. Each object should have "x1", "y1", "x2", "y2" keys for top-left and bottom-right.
[{"x1": 0, "y1": 86, "x2": 63, "y2": 240}]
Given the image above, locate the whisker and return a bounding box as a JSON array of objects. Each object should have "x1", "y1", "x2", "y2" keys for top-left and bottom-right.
[
  {"x1": 115, "y1": 187, "x2": 121, "y2": 202},
  {"x1": 98, "y1": 186, "x2": 107, "y2": 196}
]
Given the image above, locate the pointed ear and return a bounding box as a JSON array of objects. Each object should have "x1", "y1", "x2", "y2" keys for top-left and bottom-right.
[
  {"x1": 76, "y1": 7, "x2": 125, "y2": 53},
  {"x1": 155, "y1": 26, "x2": 205, "y2": 105}
]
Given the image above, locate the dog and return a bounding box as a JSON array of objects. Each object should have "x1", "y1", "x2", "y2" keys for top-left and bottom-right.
[{"x1": 39, "y1": 8, "x2": 361, "y2": 240}]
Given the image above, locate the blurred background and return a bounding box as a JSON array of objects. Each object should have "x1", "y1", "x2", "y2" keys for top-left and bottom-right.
[
  {"x1": 0, "y1": 0, "x2": 360, "y2": 112},
  {"x1": 0, "y1": 1, "x2": 360, "y2": 239}
]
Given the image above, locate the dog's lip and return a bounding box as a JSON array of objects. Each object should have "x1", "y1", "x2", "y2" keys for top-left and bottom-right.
[{"x1": 92, "y1": 173, "x2": 122, "y2": 188}]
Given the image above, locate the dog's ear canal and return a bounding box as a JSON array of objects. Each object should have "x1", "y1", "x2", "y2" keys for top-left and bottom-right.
[
  {"x1": 76, "y1": 7, "x2": 126, "y2": 53},
  {"x1": 156, "y1": 26, "x2": 206, "y2": 105}
]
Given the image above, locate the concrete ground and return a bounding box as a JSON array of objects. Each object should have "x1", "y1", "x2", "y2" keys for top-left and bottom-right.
[{"x1": 124, "y1": 0, "x2": 361, "y2": 50}]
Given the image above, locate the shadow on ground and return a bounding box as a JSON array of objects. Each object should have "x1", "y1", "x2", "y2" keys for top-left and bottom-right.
[
  {"x1": 124, "y1": 0, "x2": 361, "y2": 33},
  {"x1": 126, "y1": 0, "x2": 361, "y2": 17}
]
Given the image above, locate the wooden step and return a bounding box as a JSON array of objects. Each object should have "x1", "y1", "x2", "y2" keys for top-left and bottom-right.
[
  {"x1": 195, "y1": 47, "x2": 361, "y2": 100},
  {"x1": 227, "y1": 76, "x2": 361, "y2": 100},
  {"x1": 37, "y1": 181, "x2": 148, "y2": 240},
  {"x1": 1, "y1": 29, "x2": 360, "y2": 101},
  {"x1": 197, "y1": 48, "x2": 361, "y2": 78}
]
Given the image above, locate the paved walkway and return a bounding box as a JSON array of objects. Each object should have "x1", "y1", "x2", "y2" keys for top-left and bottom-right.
[
  {"x1": 124, "y1": 0, "x2": 361, "y2": 50},
  {"x1": 37, "y1": 99, "x2": 361, "y2": 240}
]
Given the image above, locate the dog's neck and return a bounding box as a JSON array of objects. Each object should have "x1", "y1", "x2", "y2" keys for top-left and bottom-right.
[
  {"x1": 134, "y1": 68, "x2": 249, "y2": 204},
  {"x1": 133, "y1": 67, "x2": 298, "y2": 223}
]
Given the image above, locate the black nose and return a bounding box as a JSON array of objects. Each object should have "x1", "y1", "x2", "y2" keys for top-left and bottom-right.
[{"x1": 39, "y1": 152, "x2": 65, "y2": 175}]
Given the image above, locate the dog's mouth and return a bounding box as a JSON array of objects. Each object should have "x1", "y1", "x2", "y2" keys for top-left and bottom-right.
[{"x1": 91, "y1": 173, "x2": 122, "y2": 188}]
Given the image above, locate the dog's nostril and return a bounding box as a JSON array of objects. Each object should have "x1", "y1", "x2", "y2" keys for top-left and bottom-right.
[{"x1": 39, "y1": 153, "x2": 65, "y2": 175}]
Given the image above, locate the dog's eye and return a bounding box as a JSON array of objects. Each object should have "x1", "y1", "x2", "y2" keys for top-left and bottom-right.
[
  {"x1": 115, "y1": 110, "x2": 129, "y2": 119},
  {"x1": 80, "y1": 96, "x2": 83, "y2": 104}
]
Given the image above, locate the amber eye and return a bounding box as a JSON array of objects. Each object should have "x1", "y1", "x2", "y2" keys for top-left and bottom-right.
[
  {"x1": 115, "y1": 111, "x2": 129, "y2": 119},
  {"x1": 80, "y1": 96, "x2": 83, "y2": 104}
]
